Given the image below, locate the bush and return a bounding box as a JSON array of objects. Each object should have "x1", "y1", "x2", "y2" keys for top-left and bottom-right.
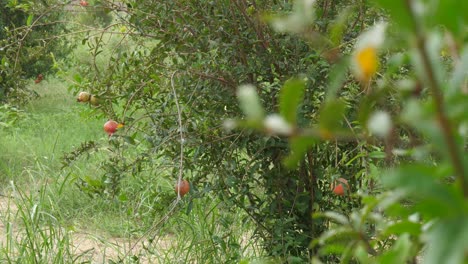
[{"x1": 62, "y1": 0, "x2": 372, "y2": 260}]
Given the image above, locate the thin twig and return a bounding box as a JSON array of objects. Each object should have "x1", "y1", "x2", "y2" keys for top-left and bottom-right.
[{"x1": 171, "y1": 71, "x2": 185, "y2": 200}]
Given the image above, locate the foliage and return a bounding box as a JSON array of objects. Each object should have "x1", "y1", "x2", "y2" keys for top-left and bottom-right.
[
  {"x1": 230, "y1": 0, "x2": 468, "y2": 263},
  {"x1": 1, "y1": 0, "x2": 467, "y2": 263},
  {"x1": 0, "y1": 103, "x2": 23, "y2": 128},
  {"x1": 0, "y1": 0, "x2": 72, "y2": 104},
  {"x1": 54, "y1": 0, "x2": 378, "y2": 260}
]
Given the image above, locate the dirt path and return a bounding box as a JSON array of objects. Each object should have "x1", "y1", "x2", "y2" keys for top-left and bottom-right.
[
  {"x1": 0, "y1": 192, "x2": 173, "y2": 263},
  {"x1": 0, "y1": 180, "x2": 173, "y2": 264}
]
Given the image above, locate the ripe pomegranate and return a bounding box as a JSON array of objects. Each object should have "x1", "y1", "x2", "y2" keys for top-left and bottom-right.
[
  {"x1": 332, "y1": 178, "x2": 349, "y2": 196},
  {"x1": 34, "y1": 74, "x2": 43, "y2": 84},
  {"x1": 79, "y1": 0, "x2": 89, "y2": 7},
  {"x1": 77, "y1": 92, "x2": 91, "y2": 102},
  {"x1": 104, "y1": 120, "x2": 119, "y2": 136},
  {"x1": 175, "y1": 180, "x2": 190, "y2": 197}
]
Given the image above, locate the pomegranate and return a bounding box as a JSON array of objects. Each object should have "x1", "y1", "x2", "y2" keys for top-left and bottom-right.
[
  {"x1": 331, "y1": 178, "x2": 349, "y2": 196},
  {"x1": 34, "y1": 74, "x2": 43, "y2": 84},
  {"x1": 90, "y1": 95, "x2": 100, "y2": 106},
  {"x1": 104, "y1": 120, "x2": 119, "y2": 136},
  {"x1": 79, "y1": 0, "x2": 89, "y2": 7},
  {"x1": 175, "y1": 180, "x2": 190, "y2": 197},
  {"x1": 77, "y1": 92, "x2": 91, "y2": 102}
]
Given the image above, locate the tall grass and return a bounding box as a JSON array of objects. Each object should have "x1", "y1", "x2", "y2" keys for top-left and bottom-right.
[
  {"x1": 145, "y1": 198, "x2": 264, "y2": 263},
  {"x1": 0, "y1": 181, "x2": 77, "y2": 263}
]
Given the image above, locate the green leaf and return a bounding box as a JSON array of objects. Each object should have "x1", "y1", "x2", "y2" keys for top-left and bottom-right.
[
  {"x1": 429, "y1": 0, "x2": 468, "y2": 35},
  {"x1": 2, "y1": 56, "x2": 8, "y2": 66},
  {"x1": 423, "y1": 217, "x2": 468, "y2": 264},
  {"x1": 345, "y1": 153, "x2": 366, "y2": 166},
  {"x1": 448, "y1": 44, "x2": 468, "y2": 97},
  {"x1": 237, "y1": 84, "x2": 265, "y2": 121},
  {"x1": 83, "y1": 175, "x2": 103, "y2": 188},
  {"x1": 424, "y1": 32, "x2": 446, "y2": 88},
  {"x1": 369, "y1": 151, "x2": 386, "y2": 159},
  {"x1": 383, "y1": 221, "x2": 421, "y2": 237},
  {"x1": 185, "y1": 200, "x2": 193, "y2": 215},
  {"x1": 354, "y1": 244, "x2": 372, "y2": 264},
  {"x1": 149, "y1": 74, "x2": 160, "y2": 82},
  {"x1": 315, "y1": 226, "x2": 357, "y2": 246},
  {"x1": 26, "y1": 14, "x2": 34, "y2": 26},
  {"x1": 73, "y1": 74, "x2": 82, "y2": 83},
  {"x1": 286, "y1": 256, "x2": 304, "y2": 264},
  {"x1": 118, "y1": 193, "x2": 128, "y2": 202},
  {"x1": 268, "y1": 0, "x2": 316, "y2": 34},
  {"x1": 401, "y1": 99, "x2": 447, "y2": 153},
  {"x1": 325, "y1": 56, "x2": 349, "y2": 101},
  {"x1": 123, "y1": 136, "x2": 135, "y2": 145},
  {"x1": 446, "y1": 94, "x2": 468, "y2": 122},
  {"x1": 318, "y1": 99, "x2": 346, "y2": 131},
  {"x1": 373, "y1": 0, "x2": 413, "y2": 31},
  {"x1": 283, "y1": 136, "x2": 316, "y2": 168},
  {"x1": 328, "y1": 7, "x2": 351, "y2": 46},
  {"x1": 377, "y1": 234, "x2": 412, "y2": 264},
  {"x1": 314, "y1": 211, "x2": 349, "y2": 225},
  {"x1": 279, "y1": 78, "x2": 306, "y2": 125},
  {"x1": 382, "y1": 164, "x2": 463, "y2": 217}
]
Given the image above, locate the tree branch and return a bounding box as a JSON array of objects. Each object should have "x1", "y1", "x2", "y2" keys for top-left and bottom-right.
[{"x1": 405, "y1": 0, "x2": 467, "y2": 197}]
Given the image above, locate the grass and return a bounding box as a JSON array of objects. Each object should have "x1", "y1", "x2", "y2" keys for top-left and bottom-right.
[
  {"x1": 0, "y1": 78, "x2": 103, "y2": 185},
  {"x1": 0, "y1": 76, "x2": 263, "y2": 263}
]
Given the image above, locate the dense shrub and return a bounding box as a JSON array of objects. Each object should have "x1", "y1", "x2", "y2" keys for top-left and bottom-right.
[{"x1": 61, "y1": 0, "x2": 373, "y2": 259}]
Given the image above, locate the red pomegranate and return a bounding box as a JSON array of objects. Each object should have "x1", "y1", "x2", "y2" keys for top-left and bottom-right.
[
  {"x1": 104, "y1": 120, "x2": 119, "y2": 136},
  {"x1": 175, "y1": 180, "x2": 190, "y2": 197},
  {"x1": 331, "y1": 178, "x2": 349, "y2": 196}
]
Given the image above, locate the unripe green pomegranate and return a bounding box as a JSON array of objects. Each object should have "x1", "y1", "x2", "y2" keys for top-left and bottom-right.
[{"x1": 90, "y1": 95, "x2": 100, "y2": 106}]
